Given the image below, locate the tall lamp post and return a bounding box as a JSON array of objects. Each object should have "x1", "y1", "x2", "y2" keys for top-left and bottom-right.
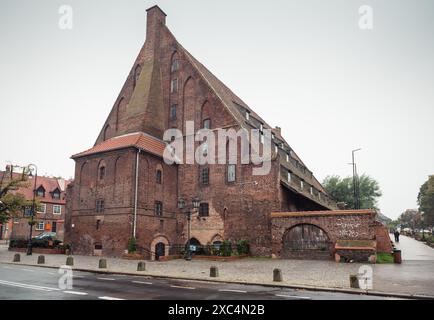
[
  {"x1": 351, "y1": 148, "x2": 361, "y2": 210},
  {"x1": 26, "y1": 164, "x2": 38, "y2": 256},
  {"x1": 178, "y1": 197, "x2": 200, "y2": 261}
]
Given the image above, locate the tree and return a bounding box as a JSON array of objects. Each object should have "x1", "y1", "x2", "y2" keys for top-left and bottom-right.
[
  {"x1": 0, "y1": 172, "x2": 30, "y2": 224},
  {"x1": 418, "y1": 175, "x2": 434, "y2": 227},
  {"x1": 322, "y1": 174, "x2": 382, "y2": 210},
  {"x1": 397, "y1": 209, "x2": 423, "y2": 230}
]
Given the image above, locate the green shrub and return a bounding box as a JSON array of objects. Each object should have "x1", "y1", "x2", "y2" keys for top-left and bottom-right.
[
  {"x1": 128, "y1": 237, "x2": 137, "y2": 253},
  {"x1": 376, "y1": 252, "x2": 394, "y2": 264},
  {"x1": 236, "y1": 239, "x2": 250, "y2": 255},
  {"x1": 220, "y1": 240, "x2": 233, "y2": 257}
]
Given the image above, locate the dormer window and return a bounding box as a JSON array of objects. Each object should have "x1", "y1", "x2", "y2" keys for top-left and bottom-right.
[
  {"x1": 36, "y1": 186, "x2": 45, "y2": 198},
  {"x1": 52, "y1": 189, "x2": 61, "y2": 200}
]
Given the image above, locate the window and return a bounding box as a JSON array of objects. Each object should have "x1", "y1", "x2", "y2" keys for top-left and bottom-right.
[
  {"x1": 199, "y1": 203, "x2": 209, "y2": 217},
  {"x1": 96, "y1": 199, "x2": 104, "y2": 213},
  {"x1": 300, "y1": 180, "x2": 304, "y2": 190},
  {"x1": 52, "y1": 221, "x2": 57, "y2": 232},
  {"x1": 202, "y1": 119, "x2": 211, "y2": 129},
  {"x1": 274, "y1": 145, "x2": 278, "y2": 153},
  {"x1": 99, "y1": 166, "x2": 106, "y2": 180},
  {"x1": 96, "y1": 219, "x2": 101, "y2": 230},
  {"x1": 259, "y1": 123, "x2": 263, "y2": 132},
  {"x1": 200, "y1": 167, "x2": 209, "y2": 185},
  {"x1": 227, "y1": 164, "x2": 236, "y2": 182},
  {"x1": 171, "y1": 59, "x2": 179, "y2": 72},
  {"x1": 24, "y1": 206, "x2": 32, "y2": 217},
  {"x1": 310, "y1": 186, "x2": 313, "y2": 195},
  {"x1": 260, "y1": 134, "x2": 264, "y2": 144},
  {"x1": 287, "y1": 171, "x2": 292, "y2": 183},
  {"x1": 52, "y1": 190, "x2": 61, "y2": 200},
  {"x1": 171, "y1": 78, "x2": 178, "y2": 93},
  {"x1": 36, "y1": 221, "x2": 44, "y2": 231},
  {"x1": 246, "y1": 112, "x2": 250, "y2": 120},
  {"x1": 170, "y1": 104, "x2": 177, "y2": 120},
  {"x1": 286, "y1": 153, "x2": 289, "y2": 162},
  {"x1": 37, "y1": 204, "x2": 46, "y2": 213},
  {"x1": 155, "y1": 201, "x2": 163, "y2": 216},
  {"x1": 156, "y1": 170, "x2": 162, "y2": 184},
  {"x1": 53, "y1": 205, "x2": 62, "y2": 215},
  {"x1": 36, "y1": 187, "x2": 45, "y2": 197}
]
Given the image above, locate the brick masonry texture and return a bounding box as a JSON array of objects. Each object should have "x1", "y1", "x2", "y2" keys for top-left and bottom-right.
[{"x1": 65, "y1": 6, "x2": 384, "y2": 259}]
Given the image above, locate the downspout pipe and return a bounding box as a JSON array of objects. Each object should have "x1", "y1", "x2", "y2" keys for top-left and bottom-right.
[{"x1": 133, "y1": 149, "x2": 140, "y2": 238}]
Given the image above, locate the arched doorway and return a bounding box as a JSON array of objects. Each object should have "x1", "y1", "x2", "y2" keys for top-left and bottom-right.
[
  {"x1": 155, "y1": 242, "x2": 165, "y2": 261},
  {"x1": 282, "y1": 224, "x2": 331, "y2": 260}
]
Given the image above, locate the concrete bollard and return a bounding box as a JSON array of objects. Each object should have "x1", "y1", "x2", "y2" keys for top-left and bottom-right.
[
  {"x1": 273, "y1": 268, "x2": 282, "y2": 282},
  {"x1": 349, "y1": 274, "x2": 359, "y2": 288},
  {"x1": 137, "y1": 261, "x2": 146, "y2": 271},
  {"x1": 13, "y1": 253, "x2": 20, "y2": 262},
  {"x1": 37, "y1": 255, "x2": 45, "y2": 264},
  {"x1": 210, "y1": 266, "x2": 219, "y2": 277},
  {"x1": 66, "y1": 256, "x2": 74, "y2": 266},
  {"x1": 99, "y1": 259, "x2": 107, "y2": 269}
]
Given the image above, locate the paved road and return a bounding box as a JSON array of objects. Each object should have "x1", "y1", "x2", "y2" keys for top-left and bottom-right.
[
  {"x1": 389, "y1": 234, "x2": 434, "y2": 260},
  {"x1": 0, "y1": 263, "x2": 397, "y2": 300}
]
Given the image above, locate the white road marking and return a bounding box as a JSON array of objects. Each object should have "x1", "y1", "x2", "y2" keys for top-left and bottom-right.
[
  {"x1": 97, "y1": 277, "x2": 116, "y2": 281},
  {"x1": 19, "y1": 268, "x2": 35, "y2": 272},
  {"x1": 218, "y1": 289, "x2": 247, "y2": 293},
  {"x1": 132, "y1": 281, "x2": 153, "y2": 285},
  {"x1": 170, "y1": 285, "x2": 196, "y2": 290},
  {"x1": 73, "y1": 275, "x2": 85, "y2": 278},
  {"x1": 64, "y1": 290, "x2": 88, "y2": 296},
  {"x1": 98, "y1": 296, "x2": 125, "y2": 300},
  {"x1": 275, "y1": 294, "x2": 311, "y2": 300},
  {"x1": 0, "y1": 279, "x2": 59, "y2": 292}
]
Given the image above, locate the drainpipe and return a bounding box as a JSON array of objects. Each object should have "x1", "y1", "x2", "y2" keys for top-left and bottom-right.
[{"x1": 133, "y1": 149, "x2": 140, "y2": 238}]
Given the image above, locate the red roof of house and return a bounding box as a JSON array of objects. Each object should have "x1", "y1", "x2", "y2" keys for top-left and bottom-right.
[
  {"x1": 0, "y1": 171, "x2": 70, "y2": 205},
  {"x1": 71, "y1": 132, "x2": 167, "y2": 159}
]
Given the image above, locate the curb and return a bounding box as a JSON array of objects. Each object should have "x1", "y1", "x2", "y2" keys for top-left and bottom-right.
[{"x1": 2, "y1": 261, "x2": 433, "y2": 300}]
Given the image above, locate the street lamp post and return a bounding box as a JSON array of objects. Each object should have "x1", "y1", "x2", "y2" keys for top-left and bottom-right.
[
  {"x1": 351, "y1": 148, "x2": 361, "y2": 210},
  {"x1": 178, "y1": 197, "x2": 200, "y2": 261},
  {"x1": 26, "y1": 164, "x2": 37, "y2": 256}
]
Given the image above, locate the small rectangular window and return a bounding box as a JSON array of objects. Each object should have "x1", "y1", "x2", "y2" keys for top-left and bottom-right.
[
  {"x1": 96, "y1": 219, "x2": 101, "y2": 230},
  {"x1": 171, "y1": 60, "x2": 179, "y2": 72},
  {"x1": 156, "y1": 170, "x2": 162, "y2": 184},
  {"x1": 52, "y1": 221, "x2": 57, "y2": 232},
  {"x1": 246, "y1": 112, "x2": 250, "y2": 120},
  {"x1": 287, "y1": 171, "x2": 291, "y2": 182},
  {"x1": 199, "y1": 203, "x2": 209, "y2": 217},
  {"x1": 171, "y1": 79, "x2": 178, "y2": 93},
  {"x1": 96, "y1": 200, "x2": 104, "y2": 213},
  {"x1": 37, "y1": 204, "x2": 46, "y2": 213},
  {"x1": 99, "y1": 166, "x2": 106, "y2": 180},
  {"x1": 300, "y1": 180, "x2": 304, "y2": 190},
  {"x1": 155, "y1": 201, "x2": 163, "y2": 216},
  {"x1": 227, "y1": 164, "x2": 236, "y2": 182},
  {"x1": 53, "y1": 205, "x2": 62, "y2": 214},
  {"x1": 200, "y1": 167, "x2": 209, "y2": 185},
  {"x1": 202, "y1": 119, "x2": 211, "y2": 129},
  {"x1": 36, "y1": 221, "x2": 44, "y2": 231},
  {"x1": 170, "y1": 104, "x2": 177, "y2": 120},
  {"x1": 286, "y1": 154, "x2": 289, "y2": 162}
]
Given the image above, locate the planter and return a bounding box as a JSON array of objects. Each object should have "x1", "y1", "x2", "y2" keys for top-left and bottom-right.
[{"x1": 9, "y1": 247, "x2": 65, "y2": 255}]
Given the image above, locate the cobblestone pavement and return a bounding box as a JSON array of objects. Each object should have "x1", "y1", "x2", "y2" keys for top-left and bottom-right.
[{"x1": 0, "y1": 245, "x2": 432, "y2": 296}]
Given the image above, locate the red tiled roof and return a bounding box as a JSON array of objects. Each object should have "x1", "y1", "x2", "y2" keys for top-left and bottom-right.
[
  {"x1": 0, "y1": 171, "x2": 70, "y2": 205},
  {"x1": 72, "y1": 132, "x2": 166, "y2": 159}
]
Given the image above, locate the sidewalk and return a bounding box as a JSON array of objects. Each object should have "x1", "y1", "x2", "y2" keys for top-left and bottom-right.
[
  {"x1": 1, "y1": 246, "x2": 433, "y2": 297},
  {"x1": 390, "y1": 234, "x2": 434, "y2": 260}
]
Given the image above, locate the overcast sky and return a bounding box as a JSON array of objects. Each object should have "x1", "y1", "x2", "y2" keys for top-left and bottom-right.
[{"x1": 1, "y1": 0, "x2": 433, "y2": 219}]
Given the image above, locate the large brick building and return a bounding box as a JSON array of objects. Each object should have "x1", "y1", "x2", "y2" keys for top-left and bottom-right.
[
  {"x1": 0, "y1": 166, "x2": 69, "y2": 241},
  {"x1": 66, "y1": 6, "x2": 342, "y2": 258}
]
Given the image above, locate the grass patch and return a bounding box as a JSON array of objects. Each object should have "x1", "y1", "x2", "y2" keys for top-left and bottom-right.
[{"x1": 376, "y1": 252, "x2": 394, "y2": 264}]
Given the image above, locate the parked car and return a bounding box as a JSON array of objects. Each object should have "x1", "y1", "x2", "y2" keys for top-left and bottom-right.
[{"x1": 33, "y1": 232, "x2": 57, "y2": 240}]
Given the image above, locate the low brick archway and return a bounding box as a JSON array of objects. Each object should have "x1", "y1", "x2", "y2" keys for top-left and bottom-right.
[
  {"x1": 271, "y1": 210, "x2": 377, "y2": 260},
  {"x1": 150, "y1": 235, "x2": 170, "y2": 261}
]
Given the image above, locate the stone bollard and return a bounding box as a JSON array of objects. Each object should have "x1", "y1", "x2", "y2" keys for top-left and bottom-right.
[
  {"x1": 99, "y1": 259, "x2": 107, "y2": 269},
  {"x1": 137, "y1": 261, "x2": 146, "y2": 271},
  {"x1": 349, "y1": 274, "x2": 359, "y2": 288},
  {"x1": 13, "y1": 253, "x2": 20, "y2": 262},
  {"x1": 37, "y1": 255, "x2": 45, "y2": 264},
  {"x1": 273, "y1": 268, "x2": 282, "y2": 282},
  {"x1": 210, "y1": 266, "x2": 219, "y2": 277},
  {"x1": 66, "y1": 256, "x2": 74, "y2": 266}
]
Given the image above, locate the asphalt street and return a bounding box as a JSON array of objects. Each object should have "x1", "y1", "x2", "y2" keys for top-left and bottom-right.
[{"x1": 0, "y1": 262, "x2": 398, "y2": 300}]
